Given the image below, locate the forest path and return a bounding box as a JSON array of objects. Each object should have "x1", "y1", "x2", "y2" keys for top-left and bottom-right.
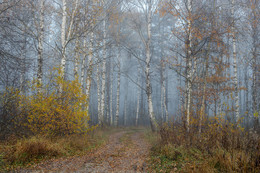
[{"x1": 23, "y1": 128, "x2": 151, "y2": 173}]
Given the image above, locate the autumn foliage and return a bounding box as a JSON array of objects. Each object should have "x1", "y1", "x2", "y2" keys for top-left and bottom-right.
[{"x1": 1, "y1": 68, "x2": 95, "y2": 137}]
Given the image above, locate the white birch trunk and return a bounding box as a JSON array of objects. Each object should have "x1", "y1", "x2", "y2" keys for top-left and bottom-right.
[
  {"x1": 231, "y1": 0, "x2": 240, "y2": 122},
  {"x1": 37, "y1": 0, "x2": 45, "y2": 93},
  {"x1": 146, "y1": 0, "x2": 157, "y2": 132},
  {"x1": 81, "y1": 39, "x2": 87, "y2": 91},
  {"x1": 100, "y1": 18, "x2": 107, "y2": 126},
  {"x1": 124, "y1": 78, "x2": 128, "y2": 126},
  {"x1": 97, "y1": 63, "x2": 102, "y2": 124},
  {"x1": 60, "y1": 0, "x2": 67, "y2": 81},
  {"x1": 185, "y1": 0, "x2": 193, "y2": 132},
  {"x1": 60, "y1": 0, "x2": 79, "y2": 83},
  {"x1": 106, "y1": 68, "x2": 110, "y2": 124},
  {"x1": 67, "y1": 0, "x2": 79, "y2": 42}
]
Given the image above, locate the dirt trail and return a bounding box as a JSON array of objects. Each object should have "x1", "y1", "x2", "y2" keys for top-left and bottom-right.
[{"x1": 21, "y1": 129, "x2": 151, "y2": 173}]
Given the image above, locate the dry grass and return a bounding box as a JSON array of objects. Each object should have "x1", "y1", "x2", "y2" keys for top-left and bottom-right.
[
  {"x1": 0, "y1": 127, "x2": 117, "y2": 171},
  {"x1": 149, "y1": 121, "x2": 260, "y2": 173}
]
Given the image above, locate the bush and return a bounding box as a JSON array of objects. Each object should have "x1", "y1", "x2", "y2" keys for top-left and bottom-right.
[
  {"x1": 12, "y1": 68, "x2": 97, "y2": 137},
  {"x1": 0, "y1": 88, "x2": 21, "y2": 138}
]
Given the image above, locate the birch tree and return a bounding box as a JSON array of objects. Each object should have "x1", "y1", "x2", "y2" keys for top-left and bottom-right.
[
  {"x1": 60, "y1": 0, "x2": 79, "y2": 86},
  {"x1": 60, "y1": 0, "x2": 67, "y2": 81},
  {"x1": 100, "y1": 6, "x2": 107, "y2": 126},
  {"x1": 185, "y1": 0, "x2": 193, "y2": 132},
  {"x1": 37, "y1": 0, "x2": 45, "y2": 92},
  {"x1": 231, "y1": 0, "x2": 240, "y2": 123},
  {"x1": 115, "y1": 46, "x2": 121, "y2": 127},
  {"x1": 110, "y1": 58, "x2": 114, "y2": 125},
  {"x1": 97, "y1": 63, "x2": 102, "y2": 124},
  {"x1": 145, "y1": 0, "x2": 157, "y2": 131}
]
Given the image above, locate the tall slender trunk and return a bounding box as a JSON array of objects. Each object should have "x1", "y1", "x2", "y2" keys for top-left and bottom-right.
[
  {"x1": 146, "y1": 0, "x2": 157, "y2": 132},
  {"x1": 81, "y1": 39, "x2": 86, "y2": 92},
  {"x1": 106, "y1": 58, "x2": 110, "y2": 124},
  {"x1": 100, "y1": 17, "x2": 107, "y2": 126},
  {"x1": 97, "y1": 63, "x2": 102, "y2": 124},
  {"x1": 115, "y1": 47, "x2": 121, "y2": 127},
  {"x1": 136, "y1": 66, "x2": 141, "y2": 126},
  {"x1": 86, "y1": 30, "x2": 94, "y2": 112},
  {"x1": 37, "y1": 0, "x2": 45, "y2": 93},
  {"x1": 60, "y1": 0, "x2": 67, "y2": 80},
  {"x1": 231, "y1": 0, "x2": 240, "y2": 123},
  {"x1": 199, "y1": 43, "x2": 210, "y2": 135},
  {"x1": 67, "y1": 0, "x2": 79, "y2": 43},
  {"x1": 185, "y1": 0, "x2": 193, "y2": 132},
  {"x1": 60, "y1": 0, "x2": 79, "y2": 91}
]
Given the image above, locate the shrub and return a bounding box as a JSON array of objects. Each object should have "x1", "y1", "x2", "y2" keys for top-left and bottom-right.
[
  {"x1": 15, "y1": 68, "x2": 96, "y2": 137},
  {"x1": 0, "y1": 88, "x2": 21, "y2": 138}
]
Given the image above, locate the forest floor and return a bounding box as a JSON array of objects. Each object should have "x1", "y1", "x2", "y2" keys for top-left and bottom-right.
[{"x1": 18, "y1": 128, "x2": 152, "y2": 173}]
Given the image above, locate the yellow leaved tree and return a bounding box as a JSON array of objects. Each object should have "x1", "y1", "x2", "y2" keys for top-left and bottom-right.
[{"x1": 18, "y1": 67, "x2": 96, "y2": 136}]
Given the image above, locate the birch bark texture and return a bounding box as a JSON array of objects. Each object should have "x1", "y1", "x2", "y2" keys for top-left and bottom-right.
[
  {"x1": 37, "y1": 0, "x2": 45, "y2": 93},
  {"x1": 185, "y1": 0, "x2": 193, "y2": 132},
  {"x1": 145, "y1": 0, "x2": 157, "y2": 132},
  {"x1": 60, "y1": 0, "x2": 67, "y2": 81},
  {"x1": 231, "y1": 0, "x2": 240, "y2": 123},
  {"x1": 100, "y1": 13, "x2": 107, "y2": 126},
  {"x1": 115, "y1": 46, "x2": 121, "y2": 127}
]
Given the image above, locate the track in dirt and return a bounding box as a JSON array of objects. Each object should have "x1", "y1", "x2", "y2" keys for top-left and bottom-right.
[{"x1": 20, "y1": 128, "x2": 151, "y2": 173}]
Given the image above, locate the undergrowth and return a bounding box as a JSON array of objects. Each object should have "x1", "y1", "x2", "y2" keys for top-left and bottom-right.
[
  {"x1": 149, "y1": 120, "x2": 260, "y2": 173},
  {"x1": 0, "y1": 127, "x2": 116, "y2": 171}
]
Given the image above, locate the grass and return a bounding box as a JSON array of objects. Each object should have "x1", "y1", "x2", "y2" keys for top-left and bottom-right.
[
  {"x1": 0, "y1": 127, "x2": 118, "y2": 171},
  {"x1": 149, "y1": 143, "x2": 213, "y2": 172},
  {"x1": 143, "y1": 128, "x2": 159, "y2": 144},
  {"x1": 147, "y1": 122, "x2": 260, "y2": 173}
]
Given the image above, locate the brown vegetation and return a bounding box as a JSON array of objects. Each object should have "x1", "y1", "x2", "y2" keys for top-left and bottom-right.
[
  {"x1": 0, "y1": 128, "x2": 112, "y2": 171},
  {"x1": 149, "y1": 119, "x2": 260, "y2": 172}
]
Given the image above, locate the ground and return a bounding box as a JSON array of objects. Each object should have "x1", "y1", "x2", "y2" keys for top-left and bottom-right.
[{"x1": 19, "y1": 128, "x2": 151, "y2": 173}]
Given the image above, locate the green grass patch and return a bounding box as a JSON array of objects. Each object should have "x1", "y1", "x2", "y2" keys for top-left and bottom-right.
[{"x1": 149, "y1": 143, "x2": 208, "y2": 172}]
